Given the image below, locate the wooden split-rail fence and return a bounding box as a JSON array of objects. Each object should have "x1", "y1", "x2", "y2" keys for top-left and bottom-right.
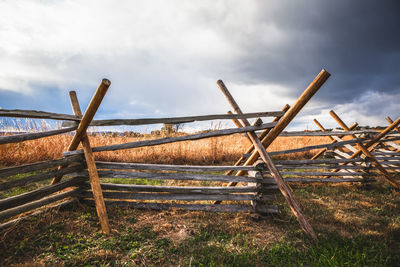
[{"x1": 1, "y1": 69, "x2": 399, "y2": 241}]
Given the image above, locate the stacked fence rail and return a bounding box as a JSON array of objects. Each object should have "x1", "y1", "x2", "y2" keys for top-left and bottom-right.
[{"x1": 1, "y1": 71, "x2": 399, "y2": 240}]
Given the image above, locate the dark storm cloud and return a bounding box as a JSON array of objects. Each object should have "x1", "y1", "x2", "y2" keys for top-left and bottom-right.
[{"x1": 227, "y1": 0, "x2": 400, "y2": 104}]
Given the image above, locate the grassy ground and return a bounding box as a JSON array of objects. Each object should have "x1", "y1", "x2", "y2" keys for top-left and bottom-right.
[
  {"x1": 1, "y1": 183, "x2": 400, "y2": 266},
  {"x1": 1, "y1": 132, "x2": 399, "y2": 265}
]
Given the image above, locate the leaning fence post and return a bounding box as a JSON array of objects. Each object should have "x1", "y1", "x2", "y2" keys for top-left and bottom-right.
[
  {"x1": 225, "y1": 104, "x2": 290, "y2": 177},
  {"x1": 329, "y1": 110, "x2": 400, "y2": 189},
  {"x1": 311, "y1": 119, "x2": 358, "y2": 160},
  {"x1": 217, "y1": 80, "x2": 318, "y2": 241},
  {"x1": 361, "y1": 159, "x2": 373, "y2": 189},
  {"x1": 235, "y1": 69, "x2": 331, "y2": 177},
  {"x1": 52, "y1": 79, "x2": 110, "y2": 185},
  {"x1": 68, "y1": 90, "x2": 111, "y2": 234}
]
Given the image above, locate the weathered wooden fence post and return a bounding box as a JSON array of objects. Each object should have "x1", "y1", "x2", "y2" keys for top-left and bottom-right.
[
  {"x1": 311, "y1": 119, "x2": 358, "y2": 160},
  {"x1": 68, "y1": 91, "x2": 111, "y2": 234},
  {"x1": 235, "y1": 70, "x2": 330, "y2": 174},
  {"x1": 329, "y1": 110, "x2": 400, "y2": 189},
  {"x1": 51, "y1": 79, "x2": 110, "y2": 185},
  {"x1": 217, "y1": 79, "x2": 319, "y2": 241},
  {"x1": 52, "y1": 79, "x2": 111, "y2": 234}
]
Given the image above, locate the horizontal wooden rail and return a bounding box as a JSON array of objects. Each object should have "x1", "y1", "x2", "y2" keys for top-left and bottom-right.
[
  {"x1": 0, "y1": 176, "x2": 86, "y2": 212},
  {"x1": 0, "y1": 198, "x2": 77, "y2": 232},
  {"x1": 63, "y1": 122, "x2": 277, "y2": 156},
  {"x1": 0, "y1": 188, "x2": 80, "y2": 222},
  {"x1": 95, "y1": 161, "x2": 255, "y2": 172},
  {"x1": 374, "y1": 155, "x2": 400, "y2": 160},
  {"x1": 61, "y1": 111, "x2": 284, "y2": 127},
  {"x1": 81, "y1": 183, "x2": 279, "y2": 193},
  {"x1": 283, "y1": 177, "x2": 372, "y2": 183},
  {"x1": 92, "y1": 170, "x2": 275, "y2": 184},
  {"x1": 266, "y1": 136, "x2": 400, "y2": 156},
  {"x1": 0, "y1": 155, "x2": 83, "y2": 178},
  {"x1": 81, "y1": 191, "x2": 276, "y2": 201},
  {"x1": 272, "y1": 158, "x2": 366, "y2": 165},
  {"x1": 372, "y1": 151, "x2": 400, "y2": 156},
  {"x1": 275, "y1": 165, "x2": 366, "y2": 170},
  {"x1": 379, "y1": 166, "x2": 400, "y2": 170},
  {"x1": 82, "y1": 200, "x2": 279, "y2": 213},
  {"x1": 267, "y1": 171, "x2": 364, "y2": 177},
  {"x1": 0, "y1": 165, "x2": 83, "y2": 191},
  {"x1": 277, "y1": 130, "x2": 378, "y2": 137},
  {"x1": 0, "y1": 126, "x2": 77, "y2": 145},
  {"x1": 376, "y1": 161, "x2": 400, "y2": 165},
  {"x1": 0, "y1": 109, "x2": 80, "y2": 121},
  {"x1": 95, "y1": 161, "x2": 366, "y2": 172}
]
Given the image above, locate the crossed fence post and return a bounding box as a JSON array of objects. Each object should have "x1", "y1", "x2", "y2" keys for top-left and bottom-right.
[
  {"x1": 215, "y1": 69, "x2": 332, "y2": 240},
  {"x1": 382, "y1": 116, "x2": 400, "y2": 152},
  {"x1": 52, "y1": 79, "x2": 111, "y2": 234},
  {"x1": 328, "y1": 110, "x2": 400, "y2": 189},
  {"x1": 311, "y1": 119, "x2": 358, "y2": 160}
]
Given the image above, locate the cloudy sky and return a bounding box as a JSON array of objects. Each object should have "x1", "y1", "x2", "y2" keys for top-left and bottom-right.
[{"x1": 0, "y1": 0, "x2": 399, "y2": 131}]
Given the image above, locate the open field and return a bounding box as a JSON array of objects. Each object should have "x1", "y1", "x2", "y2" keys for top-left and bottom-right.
[{"x1": 0, "y1": 132, "x2": 330, "y2": 166}]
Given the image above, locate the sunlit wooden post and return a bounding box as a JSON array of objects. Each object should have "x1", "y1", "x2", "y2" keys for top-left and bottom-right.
[
  {"x1": 225, "y1": 105, "x2": 290, "y2": 178},
  {"x1": 68, "y1": 91, "x2": 111, "y2": 234},
  {"x1": 235, "y1": 69, "x2": 331, "y2": 177},
  {"x1": 384, "y1": 116, "x2": 400, "y2": 152},
  {"x1": 227, "y1": 110, "x2": 252, "y2": 143},
  {"x1": 213, "y1": 105, "x2": 289, "y2": 205},
  {"x1": 52, "y1": 79, "x2": 111, "y2": 185},
  {"x1": 311, "y1": 119, "x2": 358, "y2": 160},
  {"x1": 386, "y1": 117, "x2": 400, "y2": 132},
  {"x1": 217, "y1": 80, "x2": 318, "y2": 241}
]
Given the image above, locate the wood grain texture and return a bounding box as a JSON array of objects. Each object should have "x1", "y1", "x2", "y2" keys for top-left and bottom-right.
[
  {"x1": 283, "y1": 177, "x2": 373, "y2": 183},
  {"x1": 61, "y1": 111, "x2": 284, "y2": 127},
  {"x1": 0, "y1": 164, "x2": 83, "y2": 191},
  {"x1": 63, "y1": 122, "x2": 277, "y2": 156},
  {"x1": 82, "y1": 183, "x2": 279, "y2": 193},
  {"x1": 236, "y1": 69, "x2": 331, "y2": 179},
  {"x1": 95, "y1": 161, "x2": 255, "y2": 172},
  {"x1": 67, "y1": 90, "x2": 111, "y2": 234},
  {"x1": 330, "y1": 110, "x2": 400, "y2": 189},
  {"x1": 0, "y1": 188, "x2": 80, "y2": 222},
  {"x1": 0, "y1": 155, "x2": 82, "y2": 178},
  {"x1": 278, "y1": 130, "x2": 374, "y2": 137},
  {"x1": 81, "y1": 191, "x2": 276, "y2": 201},
  {"x1": 222, "y1": 104, "x2": 290, "y2": 191},
  {"x1": 94, "y1": 170, "x2": 276, "y2": 184},
  {"x1": 266, "y1": 137, "x2": 370, "y2": 156},
  {"x1": 273, "y1": 158, "x2": 365, "y2": 165},
  {"x1": 0, "y1": 126, "x2": 78, "y2": 145},
  {"x1": 217, "y1": 76, "x2": 323, "y2": 241},
  {"x1": 68, "y1": 79, "x2": 111, "y2": 150},
  {"x1": 311, "y1": 119, "x2": 358, "y2": 160},
  {"x1": 0, "y1": 176, "x2": 86, "y2": 212},
  {"x1": 0, "y1": 109, "x2": 79, "y2": 121}
]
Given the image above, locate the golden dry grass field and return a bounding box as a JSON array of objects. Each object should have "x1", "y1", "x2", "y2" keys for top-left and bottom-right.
[{"x1": 0, "y1": 133, "x2": 330, "y2": 166}]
